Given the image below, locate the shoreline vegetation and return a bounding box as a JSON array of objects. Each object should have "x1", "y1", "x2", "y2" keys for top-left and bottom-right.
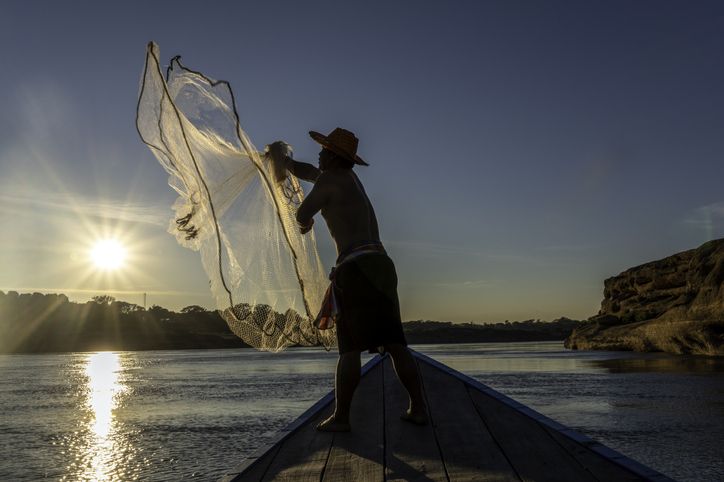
[{"x1": 0, "y1": 291, "x2": 580, "y2": 354}]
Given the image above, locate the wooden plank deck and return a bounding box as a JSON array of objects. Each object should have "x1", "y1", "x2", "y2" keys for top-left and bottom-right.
[{"x1": 220, "y1": 350, "x2": 674, "y2": 482}]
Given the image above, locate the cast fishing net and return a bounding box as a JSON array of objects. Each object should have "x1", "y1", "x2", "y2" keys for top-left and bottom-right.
[{"x1": 136, "y1": 42, "x2": 334, "y2": 351}]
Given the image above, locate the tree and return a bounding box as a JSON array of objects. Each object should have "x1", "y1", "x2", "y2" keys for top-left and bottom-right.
[
  {"x1": 181, "y1": 305, "x2": 207, "y2": 314},
  {"x1": 114, "y1": 301, "x2": 143, "y2": 315},
  {"x1": 92, "y1": 295, "x2": 116, "y2": 305},
  {"x1": 149, "y1": 304, "x2": 171, "y2": 322}
]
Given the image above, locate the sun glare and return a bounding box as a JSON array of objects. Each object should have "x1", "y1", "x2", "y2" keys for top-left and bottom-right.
[{"x1": 90, "y1": 239, "x2": 127, "y2": 270}]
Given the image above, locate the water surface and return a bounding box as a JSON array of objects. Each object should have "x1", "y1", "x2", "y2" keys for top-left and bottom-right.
[{"x1": 0, "y1": 342, "x2": 721, "y2": 481}]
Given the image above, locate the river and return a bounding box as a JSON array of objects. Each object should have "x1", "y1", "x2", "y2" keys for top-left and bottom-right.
[{"x1": 0, "y1": 342, "x2": 721, "y2": 481}]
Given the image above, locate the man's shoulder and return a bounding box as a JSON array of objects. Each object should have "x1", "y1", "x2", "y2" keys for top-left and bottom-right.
[
  {"x1": 316, "y1": 169, "x2": 353, "y2": 186},
  {"x1": 312, "y1": 170, "x2": 334, "y2": 189}
]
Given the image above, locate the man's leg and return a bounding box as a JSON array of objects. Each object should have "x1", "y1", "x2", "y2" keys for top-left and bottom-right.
[
  {"x1": 385, "y1": 343, "x2": 428, "y2": 425},
  {"x1": 316, "y1": 351, "x2": 361, "y2": 432}
]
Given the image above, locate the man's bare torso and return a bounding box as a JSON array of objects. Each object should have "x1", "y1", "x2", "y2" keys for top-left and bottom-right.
[{"x1": 293, "y1": 164, "x2": 380, "y2": 255}]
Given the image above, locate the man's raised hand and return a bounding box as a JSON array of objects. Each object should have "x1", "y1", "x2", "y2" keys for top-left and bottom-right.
[{"x1": 299, "y1": 218, "x2": 314, "y2": 235}]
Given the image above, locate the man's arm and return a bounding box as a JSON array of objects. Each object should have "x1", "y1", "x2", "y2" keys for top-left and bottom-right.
[
  {"x1": 296, "y1": 173, "x2": 330, "y2": 234},
  {"x1": 288, "y1": 159, "x2": 321, "y2": 183}
]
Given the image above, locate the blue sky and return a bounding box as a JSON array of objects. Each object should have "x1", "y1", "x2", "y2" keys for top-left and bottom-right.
[{"x1": 1, "y1": 1, "x2": 723, "y2": 322}]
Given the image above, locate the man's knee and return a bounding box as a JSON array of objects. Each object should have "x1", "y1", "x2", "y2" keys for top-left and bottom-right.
[{"x1": 383, "y1": 343, "x2": 408, "y2": 357}]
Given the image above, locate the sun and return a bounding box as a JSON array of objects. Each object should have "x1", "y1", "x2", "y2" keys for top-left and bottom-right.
[{"x1": 90, "y1": 239, "x2": 127, "y2": 270}]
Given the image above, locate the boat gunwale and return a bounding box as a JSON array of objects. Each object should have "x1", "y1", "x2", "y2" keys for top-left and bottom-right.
[
  {"x1": 219, "y1": 353, "x2": 384, "y2": 480},
  {"x1": 412, "y1": 349, "x2": 675, "y2": 482},
  {"x1": 221, "y1": 349, "x2": 675, "y2": 482}
]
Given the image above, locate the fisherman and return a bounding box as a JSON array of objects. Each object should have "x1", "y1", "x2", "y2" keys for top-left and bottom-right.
[{"x1": 285, "y1": 127, "x2": 428, "y2": 432}]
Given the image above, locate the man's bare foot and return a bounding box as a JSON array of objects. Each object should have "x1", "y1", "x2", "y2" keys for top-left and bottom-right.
[
  {"x1": 400, "y1": 408, "x2": 428, "y2": 426},
  {"x1": 316, "y1": 414, "x2": 351, "y2": 432}
]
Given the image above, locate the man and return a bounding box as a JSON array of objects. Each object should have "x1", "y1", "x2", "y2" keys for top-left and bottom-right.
[{"x1": 286, "y1": 127, "x2": 428, "y2": 432}]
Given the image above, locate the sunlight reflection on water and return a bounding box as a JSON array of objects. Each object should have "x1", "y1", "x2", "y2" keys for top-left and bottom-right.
[
  {"x1": 80, "y1": 352, "x2": 126, "y2": 482},
  {"x1": 86, "y1": 352, "x2": 123, "y2": 438}
]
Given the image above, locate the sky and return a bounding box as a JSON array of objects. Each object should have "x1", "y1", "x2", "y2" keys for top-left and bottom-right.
[{"x1": 1, "y1": 1, "x2": 723, "y2": 322}]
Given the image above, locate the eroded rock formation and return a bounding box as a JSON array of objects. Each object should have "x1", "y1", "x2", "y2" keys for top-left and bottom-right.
[{"x1": 565, "y1": 239, "x2": 724, "y2": 355}]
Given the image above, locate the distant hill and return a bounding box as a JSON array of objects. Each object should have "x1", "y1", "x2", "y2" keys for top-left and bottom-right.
[{"x1": 0, "y1": 291, "x2": 581, "y2": 354}]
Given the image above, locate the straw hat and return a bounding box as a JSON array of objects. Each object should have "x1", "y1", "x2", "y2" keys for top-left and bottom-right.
[{"x1": 309, "y1": 128, "x2": 368, "y2": 166}]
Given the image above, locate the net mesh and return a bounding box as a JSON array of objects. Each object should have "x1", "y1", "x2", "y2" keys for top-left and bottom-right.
[{"x1": 136, "y1": 42, "x2": 334, "y2": 351}]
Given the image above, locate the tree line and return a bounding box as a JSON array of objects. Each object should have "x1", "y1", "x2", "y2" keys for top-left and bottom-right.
[
  {"x1": 0, "y1": 291, "x2": 246, "y2": 353},
  {"x1": 0, "y1": 291, "x2": 582, "y2": 353}
]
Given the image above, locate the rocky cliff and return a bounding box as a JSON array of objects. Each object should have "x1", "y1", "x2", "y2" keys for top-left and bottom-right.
[{"x1": 565, "y1": 239, "x2": 724, "y2": 355}]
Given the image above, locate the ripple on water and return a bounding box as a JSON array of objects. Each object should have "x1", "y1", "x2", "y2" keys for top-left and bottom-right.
[{"x1": 0, "y1": 344, "x2": 721, "y2": 481}]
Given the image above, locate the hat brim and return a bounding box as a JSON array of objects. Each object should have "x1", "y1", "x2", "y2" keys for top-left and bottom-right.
[{"x1": 309, "y1": 131, "x2": 369, "y2": 166}]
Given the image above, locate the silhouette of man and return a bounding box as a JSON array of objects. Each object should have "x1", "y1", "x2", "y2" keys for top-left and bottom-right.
[{"x1": 285, "y1": 127, "x2": 428, "y2": 432}]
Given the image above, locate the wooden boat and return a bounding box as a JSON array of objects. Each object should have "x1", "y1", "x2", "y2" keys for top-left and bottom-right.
[{"x1": 219, "y1": 349, "x2": 674, "y2": 481}]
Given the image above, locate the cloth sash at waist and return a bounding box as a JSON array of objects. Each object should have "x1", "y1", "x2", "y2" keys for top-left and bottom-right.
[{"x1": 314, "y1": 241, "x2": 386, "y2": 330}]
